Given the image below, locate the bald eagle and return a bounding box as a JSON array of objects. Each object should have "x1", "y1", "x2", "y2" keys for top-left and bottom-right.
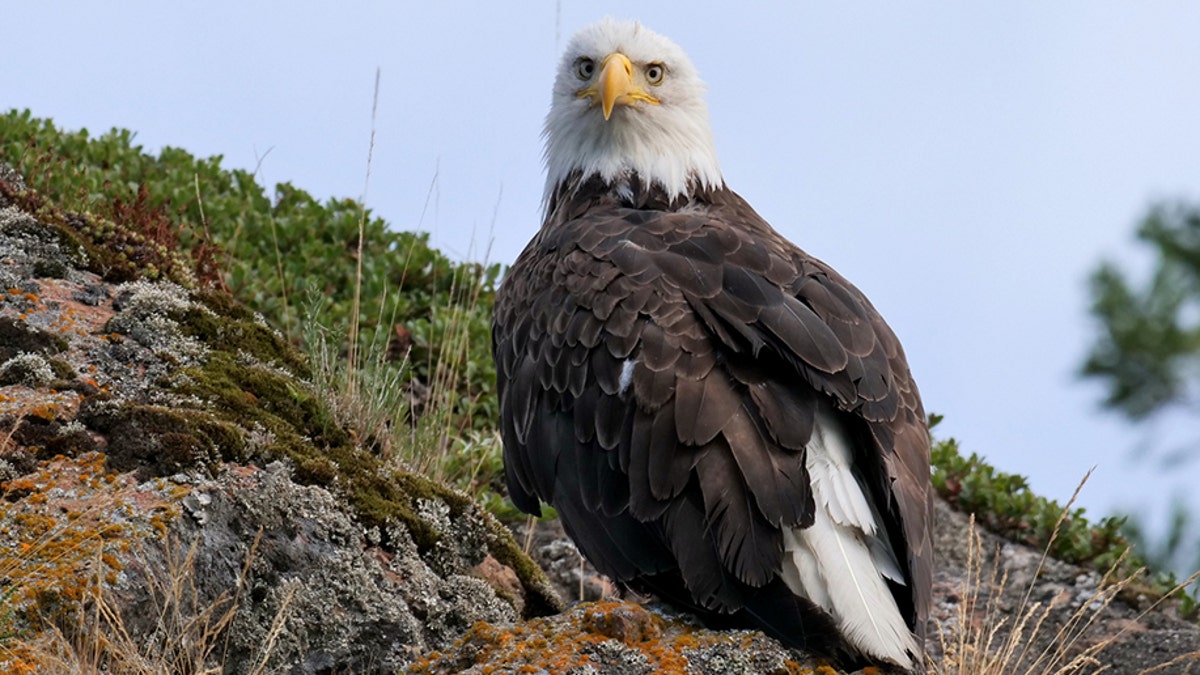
[{"x1": 493, "y1": 18, "x2": 932, "y2": 672}]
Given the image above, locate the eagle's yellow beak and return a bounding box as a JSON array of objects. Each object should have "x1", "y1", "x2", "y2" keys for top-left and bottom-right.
[
  {"x1": 599, "y1": 53, "x2": 633, "y2": 120},
  {"x1": 580, "y1": 52, "x2": 660, "y2": 120}
]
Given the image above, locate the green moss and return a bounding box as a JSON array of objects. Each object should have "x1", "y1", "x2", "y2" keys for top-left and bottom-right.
[
  {"x1": 41, "y1": 424, "x2": 99, "y2": 458},
  {"x1": 184, "y1": 353, "x2": 343, "y2": 444},
  {"x1": 77, "y1": 401, "x2": 233, "y2": 478},
  {"x1": 30, "y1": 258, "x2": 68, "y2": 279},
  {"x1": 183, "y1": 288, "x2": 310, "y2": 378},
  {"x1": 191, "y1": 418, "x2": 249, "y2": 462},
  {"x1": 480, "y1": 514, "x2": 562, "y2": 618},
  {"x1": 45, "y1": 358, "x2": 76, "y2": 381}
]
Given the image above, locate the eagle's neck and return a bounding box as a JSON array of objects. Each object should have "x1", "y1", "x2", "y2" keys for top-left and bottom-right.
[
  {"x1": 542, "y1": 103, "x2": 724, "y2": 212},
  {"x1": 543, "y1": 170, "x2": 726, "y2": 224}
]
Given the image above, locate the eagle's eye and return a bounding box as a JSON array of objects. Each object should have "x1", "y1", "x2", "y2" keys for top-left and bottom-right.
[
  {"x1": 645, "y1": 63, "x2": 665, "y2": 85},
  {"x1": 576, "y1": 58, "x2": 595, "y2": 80}
]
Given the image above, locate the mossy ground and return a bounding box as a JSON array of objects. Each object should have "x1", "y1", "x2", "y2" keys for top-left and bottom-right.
[{"x1": 166, "y1": 297, "x2": 557, "y2": 616}]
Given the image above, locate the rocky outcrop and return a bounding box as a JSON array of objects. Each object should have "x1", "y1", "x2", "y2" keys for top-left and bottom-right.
[{"x1": 0, "y1": 167, "x2": 559, "y2": 673}]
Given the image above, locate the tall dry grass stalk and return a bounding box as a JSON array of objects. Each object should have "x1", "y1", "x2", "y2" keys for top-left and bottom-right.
[
  {"x1": 301, "y1": 245, "x2": 500, "y2": 494},
  {"x1": 934, "y1": 471, "x2": 1200, "y2": 674},
  {"x1": 347, "y1": 66, "x2": 383, "y2": 401}
]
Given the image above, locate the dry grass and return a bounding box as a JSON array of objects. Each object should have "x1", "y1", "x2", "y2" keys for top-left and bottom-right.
[
  {"x1": 301, "y1": 67, "x2": 502, "y2": 494},
  {"x1": 0, "y1": 514, "x2": 111, "y2": 673},
  {"x1": 402, "y1": 266, "x2": 495, "y2": 482},
  {"x1": 303, "y1": 272, "x2": 500, "y2": 496},
  {"x1": 345, "y1": 66, "x2": 382, "y2": 397},
  {"x1": 0, "y1": 411, "x2": 22, "y2": 456},
  {"x1": 0, "y1": 418, "x2": 132, "y2": 672},
  {"x1": 934, "y1": 471, "x2": 1200, "y2": 674},
  {"x1": 304, "y1": 311, "x2": 410, "y2": 459}
]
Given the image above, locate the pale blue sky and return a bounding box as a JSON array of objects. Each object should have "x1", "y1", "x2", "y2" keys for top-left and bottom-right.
[{"x1": 6, "y1": 2, "x2": 1200, "y2": 541}]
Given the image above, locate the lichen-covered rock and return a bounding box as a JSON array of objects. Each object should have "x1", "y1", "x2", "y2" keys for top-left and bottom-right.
[
  {"x1": 0, "y1": 453, "x2": 179, "y2": 639},
  {"x1": 408, "y1": 600, "x2": 814, "y2": 675},
  {"x1": 0, "y1": 165, "x2": 560, "y2": 673}
]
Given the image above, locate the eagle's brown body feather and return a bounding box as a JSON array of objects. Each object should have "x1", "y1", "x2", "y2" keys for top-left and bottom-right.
[{"x1": 493, "y1": 172, "x2": 932, "y2": 664}]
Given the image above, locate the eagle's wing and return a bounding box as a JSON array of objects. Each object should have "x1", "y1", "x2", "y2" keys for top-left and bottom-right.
[{"x1": 493, "y1": 192, "x2": 931, "y2": 640}]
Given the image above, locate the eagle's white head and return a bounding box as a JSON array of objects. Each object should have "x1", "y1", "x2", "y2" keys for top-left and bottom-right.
[{"x1": 543, "y1": 19, "x2": 724, "y2": 208}]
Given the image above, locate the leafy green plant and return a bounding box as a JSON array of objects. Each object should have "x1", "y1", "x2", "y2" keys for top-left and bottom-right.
[{"x1": 930, "y1": 415, "x2": 1128, "y2": 570}]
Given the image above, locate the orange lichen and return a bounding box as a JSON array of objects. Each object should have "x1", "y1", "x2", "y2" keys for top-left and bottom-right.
[
  {"x1": 407, "y1": 600, "x2": 816, "y2": 675},
  {"x1": 0, "y1": 391, "x2": 82, "y2": 422},
  {"x1": 28, "y1": 403, "x2": 59, "y2": 421},
  {"x1": 0, "y1": 658, "x2": 38, "y2": 675}
]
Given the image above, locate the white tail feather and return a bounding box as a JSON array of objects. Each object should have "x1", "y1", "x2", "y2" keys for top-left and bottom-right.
[
  {"x1": 870, "y1": 535, "x2": 907, "y2": 585},
  {"x1": 779, "y1": 407, "x2": 919, "y2": 668},
  {"x1": 781, "y1": 528, "x2": 831, "y2": 609},
  {"x1": 810, "y1": 407, "x2": 877, "y2": 532}
]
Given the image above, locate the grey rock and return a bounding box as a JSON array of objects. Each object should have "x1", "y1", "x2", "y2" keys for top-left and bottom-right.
[{"x1": 113, "y1": 454, "x2": 521, "y2": 674}]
